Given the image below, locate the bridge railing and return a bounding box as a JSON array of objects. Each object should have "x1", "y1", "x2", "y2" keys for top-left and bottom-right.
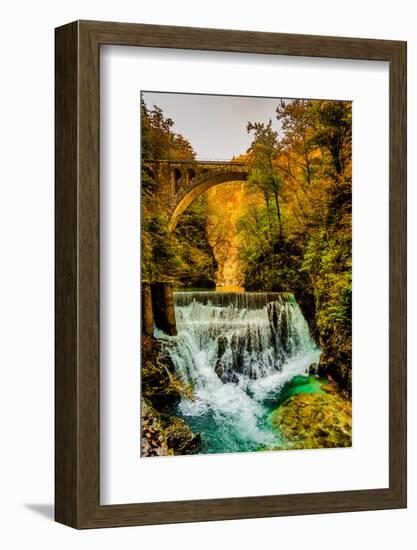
[{"x1": 145, "y1": 158, "x2": 248, "y2": 166}]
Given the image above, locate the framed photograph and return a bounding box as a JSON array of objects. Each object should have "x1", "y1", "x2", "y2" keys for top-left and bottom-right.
[{"x1": 55, "y1": 20, "x2": 407, "y2": 528}]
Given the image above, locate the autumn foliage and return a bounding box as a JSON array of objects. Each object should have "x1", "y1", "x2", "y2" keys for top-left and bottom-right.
[{"x1": 141, "y1": 98, "x2": 352, "y2": 392}]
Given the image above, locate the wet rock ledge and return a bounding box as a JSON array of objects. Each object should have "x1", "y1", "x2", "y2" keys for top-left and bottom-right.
[{"x1": 141, "y1": 335, "x2": 201, "y2": 457}]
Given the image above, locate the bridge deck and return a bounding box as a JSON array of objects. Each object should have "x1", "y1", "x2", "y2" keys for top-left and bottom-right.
[{"x1": 146, "y1": 158, "x2": 247, "y2": 166}]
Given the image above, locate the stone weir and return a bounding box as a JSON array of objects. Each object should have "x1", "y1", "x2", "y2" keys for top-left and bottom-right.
[{"x1": 173, "y1": 291, "x2": 294, "y2": 310}]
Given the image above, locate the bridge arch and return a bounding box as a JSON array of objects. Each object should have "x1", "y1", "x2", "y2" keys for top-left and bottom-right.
[{"x1": 168, "y1": 167, "x2": 248, "y2": 231}]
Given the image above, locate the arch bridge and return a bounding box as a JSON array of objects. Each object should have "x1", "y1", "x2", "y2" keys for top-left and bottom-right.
[{"x1": 148, "y1": 159, "x2": 249, "y2": 230}]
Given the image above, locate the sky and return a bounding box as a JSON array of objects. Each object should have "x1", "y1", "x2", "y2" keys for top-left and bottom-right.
[{"x1": 142, "y1": 91, "x2": 284, "y2": 160}]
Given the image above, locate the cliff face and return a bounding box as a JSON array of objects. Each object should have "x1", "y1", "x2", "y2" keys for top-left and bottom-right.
[
  {"x1": 318, "y1": 331, "x2": 352, "y2": 396},
  {"x1": 213, "y1": 242, "x2": 244, "y2": 289},
  {"x1": 206, "y1": 182, "x2": 247, "y2": 288}
]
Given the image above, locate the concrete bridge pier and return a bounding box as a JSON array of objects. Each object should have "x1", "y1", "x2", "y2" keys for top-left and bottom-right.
[
  {"x1": 141, "y1": 282, "x2": 154, "y2": 336},
  {"x1": 150, "y1": 282, "x2": 177, "y2": 336}
]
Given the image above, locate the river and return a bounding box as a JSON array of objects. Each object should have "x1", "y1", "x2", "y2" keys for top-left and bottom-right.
[{"x1": 155, "y1": 291, "x2": 321, "y2": 454}]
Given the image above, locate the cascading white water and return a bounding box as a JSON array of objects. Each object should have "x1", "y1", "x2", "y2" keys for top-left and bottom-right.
[{"x1": 156, "y1": 291, "x2": 320, "y2": 454}]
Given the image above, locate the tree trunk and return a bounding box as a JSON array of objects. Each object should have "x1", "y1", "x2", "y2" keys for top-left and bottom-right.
[
  {"x1": 263, "y1": 189, "x2": 273, "y2": 234},
  {"x1": 273, "y1": 190, "x2": 282, "y2": 239},
  {"x1": 267, "y1": 154, "x2": 283, "y2": 239}
]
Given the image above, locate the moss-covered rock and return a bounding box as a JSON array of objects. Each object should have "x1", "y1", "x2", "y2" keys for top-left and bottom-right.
[
  {"x1": 318, "y1": 330, "x2": 352, "y2": 396},
  {"x1": 165, "y1": 418, "x2": 201, "y2": 455},
  {"x1": 141, "y1": 336, "x2": 199, "y2": 456},
  {"x1": 141, "y1": 398, "x2": 170, "y2": 457},
  {"x1": 141, "y1": 399, "x2": 201, "y2": 457},
  {"x1": 271, "y1": 390, "x2": 352, "y2": 449},
  {"x1": 141, "y1": 335, "x2": 193, "y2": 410}
]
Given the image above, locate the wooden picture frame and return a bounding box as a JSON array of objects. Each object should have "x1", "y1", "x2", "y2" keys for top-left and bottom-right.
[{"x1": 55, "y1": 20, "x2": 407, "y2": 528}]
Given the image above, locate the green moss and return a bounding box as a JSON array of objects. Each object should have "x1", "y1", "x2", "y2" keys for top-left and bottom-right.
[{"x1": 271, "y1": 391, "x2": 352, "y2": 449}]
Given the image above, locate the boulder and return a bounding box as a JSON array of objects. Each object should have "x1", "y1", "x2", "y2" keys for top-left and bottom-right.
[
  {"x1": 141, "y1": 399, "x2": 169, "y2": 457},
  {"x1": 141, "y1": 334, "x2": 192, "y2": 409},
  {"x1": 307, "y1": 363, "x2": 318, "y2": 375},
  {"x1": 165, "y1": 418, "x2": 201, "y2": 455},
  {"x1": 141, "y1": 399, "x2": 201, "y2": 456},
  {"x1": 214, "y1": 336, "x2": 239, "y2": 383},
  {"x1": 271, "y1": 391, "x2": 352, "y2": 449}
]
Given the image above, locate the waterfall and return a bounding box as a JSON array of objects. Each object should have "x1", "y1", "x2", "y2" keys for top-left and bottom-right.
[{"x1": 155, "y1": 291, "x2": 320, "y2": 454}]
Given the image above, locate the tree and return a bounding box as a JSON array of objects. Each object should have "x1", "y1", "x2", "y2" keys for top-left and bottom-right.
[
  {"x1": 246, "y1": 119, "x2": 282, "y2": 240},
  {"x1": 246, "y1": 120, "x2": 284, "y2": 240},
  {"x1": 141, "y1": 100, "x2": 216, "y2": 288},
  {"x1": 227, "y1": 100, "x2": 353, "y2": 390}
]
